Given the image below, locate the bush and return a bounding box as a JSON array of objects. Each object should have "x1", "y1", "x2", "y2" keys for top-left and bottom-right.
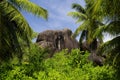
[
  {"x1": 34, "y1": 49, "x2": 116, "y2": 80},
  {"x1": 0, "y1": 48, "x2": 116, "y2": 80},
  {"x1": 0, "y1": 44, "x2": 49, "y2": 80}
]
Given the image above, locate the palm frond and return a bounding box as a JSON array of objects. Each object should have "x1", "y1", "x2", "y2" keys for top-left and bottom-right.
[
  {"x1": 106, "y1": 21, "x2": 120, "y2": 35},
  {"x1": 72, "y1": 3, "x2": 85, "y2": 14},
  {"x1": 93, "y1": 26, "x2": 104, "y2": 39},
  {"x1": 94, "y1": 20, "x2": 120, "y2": 37},
  {"x1": 0, "y1": 1, "x2": 33, "y2": 39},
  {"x1": 68, "y1": 12, "x2": 87, "y2": 23},
  {"x1": 10, "y1": 0, "x2": 48, "y2": 19},
  {"x1": 0, "y1": 14, "x2": 22, "y2": 60},
  {"x1": 99, "y1": 36, "x2": 120, "y2": 54},
  {"x1": 98, "y1": 36, "x2": 120, "y2": 64},
  {"x1": 92, "y1": 0, "x2": 102, "y2": 15}
]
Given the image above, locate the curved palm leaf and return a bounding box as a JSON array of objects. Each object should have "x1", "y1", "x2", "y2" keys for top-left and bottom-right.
[
  {"x1": 100, "y1": 36, "x2": 120, "y2": 53},
  {"x1": 98, "y1": 36, "x2": 120, "y2": 64},
  {"x1": 0, "y1": 14, "x2": 22, "y2": 60},
  {"x1": 0, "y1": 1, "x2": 32, "y2": 39},
  {"x1": 72, "y1": 3, "x2": 85, "y2": 14},
  {"x1": 92, "y1": 0, "x2": 120, "y2": 18},
  {"x1": 68, "y1": 12, "x2": 87, "y2": 23},
  {"x1": 106, "y1": 21, "x2": 120, "y2": 35},
  {"x1": 94, "y1": 20, "x2": 120, "y2": 38},
  {"x1": 0, "y1": 1, "x2": 33, "y2": 60},
  {"x1": 10, "y1": 0, "x2": 48, "y2": 19},
  {"x1": 0, "y1": 0, "x2": 48, "y2": 61},
  {"x1": 92, "y1": 0, "x2": 102, "y2": 16}
]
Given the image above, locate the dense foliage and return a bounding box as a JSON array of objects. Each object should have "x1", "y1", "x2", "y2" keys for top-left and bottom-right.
[
  {"x1": 0, "y1": 0, "x2": 120, "y2": 79},
  {"x1": 0, "y1": 45, "x2": 116, "y2": 80},
  {"x1": 69, "y1": 0, "x2": 120, "y2": 77},
  {"x1": 0, "y1": 0, "x2": 48, "y2": 61}
]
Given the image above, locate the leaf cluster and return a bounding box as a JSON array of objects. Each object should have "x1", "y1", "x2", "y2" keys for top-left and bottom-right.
[{"x1": 0, "y1": 48, "x2": 116, "y2": 80}]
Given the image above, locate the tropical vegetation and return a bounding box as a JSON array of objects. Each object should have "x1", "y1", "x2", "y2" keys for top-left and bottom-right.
[
  {"x1": 69, "y1": 0, "x2": 120, "y2": 78},
  {"x1": 0, "y1": 48, "x2": 116, "y2": 80},
  {"x1": 0, "y1": 0, "x2": 120, "y2": 79},
  {"x1": 0, "y1": 0, "x2": 48, "y2": 61},
  {"x1": 68, "y1": 1, "x2": 104, "y2": 52}
]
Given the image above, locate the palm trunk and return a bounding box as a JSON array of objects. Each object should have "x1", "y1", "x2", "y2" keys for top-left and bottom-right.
[
  {"x1": 0, "y1": 14, "x2": 2, "y2": 54},
  {"x1": 89, "y1": 38, "x2": 98, "y2": 52}
]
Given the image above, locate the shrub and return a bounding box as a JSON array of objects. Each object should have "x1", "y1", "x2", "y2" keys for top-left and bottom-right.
[
  {"x1": 0, "y1": 44, "x2": 48, "y2": 80},
  {"x1": 35, "y1": 49, "x2": 116, "y2": 80},
  {"x1": 0, "y1": 48, "x2": 116, "y2": 80}
]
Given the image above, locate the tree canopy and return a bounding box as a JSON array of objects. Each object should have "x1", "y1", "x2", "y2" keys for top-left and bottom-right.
[{"x1": 0, "y1": 0, "x2": 48, "y2": 61}]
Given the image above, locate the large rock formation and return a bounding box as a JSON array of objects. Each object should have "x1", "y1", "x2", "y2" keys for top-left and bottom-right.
[{"x1": 36, "y1": 28, "x2": 79, "y2": 56}]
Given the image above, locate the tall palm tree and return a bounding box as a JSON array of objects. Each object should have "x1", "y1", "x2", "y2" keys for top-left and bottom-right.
[
  {"x1": 91, "y1": 0, "x2": 120, "y2": 65},
  {"x1": 68, "y1": 3, "x2": 104, "y2": 52},
  {"x1": 0, "y1": 0, "x2": 48, "y2": 61},
  {"x1": 93, "y1": 1, "x2": 120, "y2": 78}
]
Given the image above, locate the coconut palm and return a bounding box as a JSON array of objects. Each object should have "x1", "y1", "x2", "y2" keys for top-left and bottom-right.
[
  {"x1": 0, "y1": 0, "x2": 48, "y2": 61},
  {"x1": 68, "y1": 3, "x2": 104, "y2": 52},
  {"x1": 90, "y1": 1, "x2": 120, "y2": 78},
  {"x1": 92, "y1": 0, "x2": 120, "y2": 65}
]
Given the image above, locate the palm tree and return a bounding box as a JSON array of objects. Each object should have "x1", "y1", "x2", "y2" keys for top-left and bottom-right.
[
  {"x1": 0, "y1": 0, "x2": 48, "y2": 61},
  {"x1": 91, "y1": 0, "x2": 120, "y2": 66},
  {"x1": 68, "y1": 3, "x2": 104, "y2": 52},
  {"x1": 91, "y1": 1, "x2": 120, "y2": 78}
]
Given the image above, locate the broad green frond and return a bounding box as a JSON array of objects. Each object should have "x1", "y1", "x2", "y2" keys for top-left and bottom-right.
[
  {"x1": 92, "y1": 0, "x2": 102, "y2": 16},
  {"x1": 72, "y1": 3, "x2": 85, "y2": 14},
  {"x1": 0, "y1": 1, "x2": 32, "y2": 40},
  {"x1": 10, "y1": 0, "x2": 48, "y2": 19},
  {"x1": 0, "y1": 0, "x2": 48, "y2": 61},
  {"x1": 98, "y1": 36, "x2": 120, "y2": 64},
  {"x1": 0, "y1": 14, "x2": 22, "y2": 59},
  {"x1": 106, "y1": 21, "x2": 120, "y2": 35},
  {"x1": 92, "y1": 0, "x2": 120, "y2": 18},
  {"x1": 94, "y1": 20, "x2": 120, "y2": 37},
  {"x1": 93, "y1": 25, "x2": 105, "y2": 38},
  {"x1": 68, "y1": 12, "x2": 87, "y2": 23},
  {"x1": 99, "y1": 36, "x2": 120, "y2": 54}
]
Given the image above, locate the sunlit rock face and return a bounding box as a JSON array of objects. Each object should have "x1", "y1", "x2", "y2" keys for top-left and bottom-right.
[{"x1": 36, "y1": 28, "x2": 79, "y2": 56}]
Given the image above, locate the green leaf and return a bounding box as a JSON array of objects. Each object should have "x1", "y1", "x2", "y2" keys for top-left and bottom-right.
[
  {"x1": 72, "y1": 3, "x2": 85, "y2": 14},
  {"x1": 0, "y1": 1, "x2": 33, "y2": 38},
  {"x1": 10, "y1": 0, "x2": 48, "y2": 19},
  {"x1": 68, "y1": 12, "x2": 87, "y2": 23}
]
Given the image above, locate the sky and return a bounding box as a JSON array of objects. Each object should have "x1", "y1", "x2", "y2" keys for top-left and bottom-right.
[
  {"x1": 22, "y1": 0, "x2": 85, "y2": 32},
  {"x1": 22, "y1": 0, "x2": 112, "y2": 42}
]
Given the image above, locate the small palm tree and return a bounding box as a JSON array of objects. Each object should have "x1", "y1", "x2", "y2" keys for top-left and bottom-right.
[
  {"x1": 68, "y1": 3, "x2": 103, "y2": 52},
  {"x1": 0, "y1": 0, "x2": 48, "y2": 61}
]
